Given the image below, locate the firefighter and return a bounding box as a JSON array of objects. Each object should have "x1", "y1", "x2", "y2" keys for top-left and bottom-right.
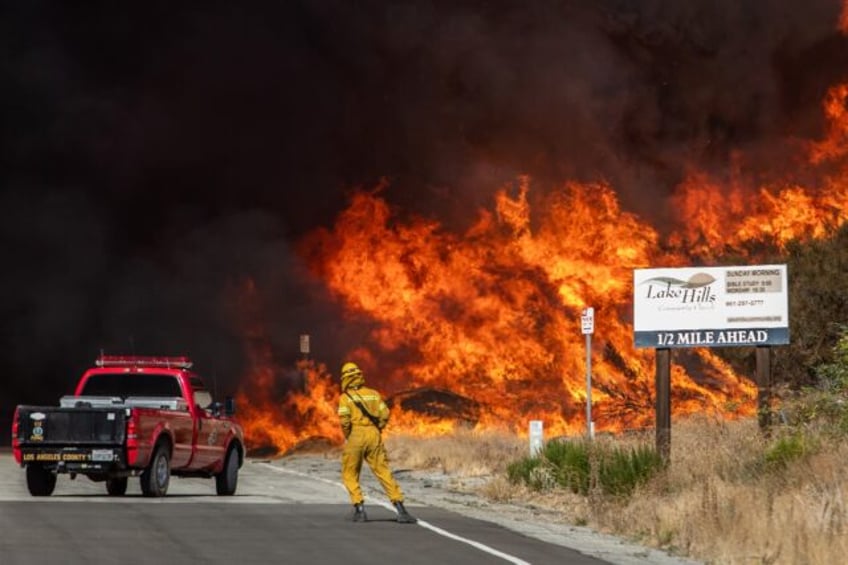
[{"x1": 337, "y1": 361, "x2": 417, "y2": 524}]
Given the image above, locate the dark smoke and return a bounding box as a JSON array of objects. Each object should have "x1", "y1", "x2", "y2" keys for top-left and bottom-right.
[{"x1": 2, "y1": 0, "x2": 846, "y2": 441}]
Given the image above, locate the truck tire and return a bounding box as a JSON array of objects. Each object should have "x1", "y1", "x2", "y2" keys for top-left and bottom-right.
[
  {"x1": 215, "y1": 446, "x2": 239, "y2": 496},
  {"x1": 26, "y1": 465, "x2": 57, "y2": 496},
  {"x1": 140, "y1": 445, "x2": 170, "y2": 497},
  {"x1": 106, "y1": 477, "x2": 128, "y2": 496}
]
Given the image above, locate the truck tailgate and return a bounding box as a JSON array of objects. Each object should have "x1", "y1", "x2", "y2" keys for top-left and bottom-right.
[{"x1": 16, "y1": 406, "x2": 127, "y2": 446}]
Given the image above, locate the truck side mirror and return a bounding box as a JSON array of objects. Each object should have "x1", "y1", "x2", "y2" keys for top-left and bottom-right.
[{"x1": 224, "y1": 396, "x2": 236, "y2": 416}]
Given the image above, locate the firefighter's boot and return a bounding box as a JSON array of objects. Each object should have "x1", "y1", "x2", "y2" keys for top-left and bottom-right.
[
  {"x1": 394, "y1": 501, "x2": 417, "y2": 524},
  {"x1": 352, "y1": 503, "x2": 367, "y2": 522}
]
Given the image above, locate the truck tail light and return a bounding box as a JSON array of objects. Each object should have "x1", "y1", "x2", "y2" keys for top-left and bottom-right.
[
  {"x1": 126, "y1": 411, "x2": 139, "y2": 466},
  {"x1": 11, "y1": 407, "x2": 21, "y2": 464}
]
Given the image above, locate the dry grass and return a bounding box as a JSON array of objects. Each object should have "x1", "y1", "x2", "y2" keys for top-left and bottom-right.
[
  {"x1": 387, "y1": 428, "x2": 526, "y2": 476},
  {"x1": 385, "y1": 417, "x2": 848, "y2": 564}
]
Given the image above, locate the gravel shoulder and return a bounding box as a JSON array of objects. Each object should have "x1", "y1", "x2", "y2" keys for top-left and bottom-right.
[{"x1": 267, "y1": 452, "x2": 701, "y2": 565}]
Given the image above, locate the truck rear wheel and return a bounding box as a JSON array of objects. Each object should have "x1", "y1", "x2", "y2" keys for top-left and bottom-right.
[
  {"x1": 26, "y1": 465, "x2": 57, "y2": 496},
  {"x1": 106, "y1": 477, "x2": 128, "y2": 496},
  {"x1": 140, "y1": 445, "x2": 170, "y2": 497},
  {"x1": 215, "y1": 446, "x2": 239, "y2": 496}
]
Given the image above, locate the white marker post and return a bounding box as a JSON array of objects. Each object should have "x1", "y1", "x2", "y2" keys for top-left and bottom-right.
[
  {"x1": 581, "y1": 307, "x2": 594, "y2": 439},
  {"x1": 529, "y1": 420, "x2": 544, "y2": 457}
]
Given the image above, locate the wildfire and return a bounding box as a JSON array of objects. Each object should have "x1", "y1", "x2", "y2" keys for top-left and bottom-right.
[
  {"x1": 670, "y1": 82, "x2": 848, "y2": 260},
  {"x1": 232, "y1": 279, "x2": 344, "y2": 453},
  {"x1": 668, "y1": 176, "x2": 848, "y2": 258},
  {"x1": 841, "y1": 1, "x2": 848, "y2": 34},
  {"x1": 810, "y1": 83, "x2": 848, "y2": 165},
  {"x1": 234, "y1": 71, "x2": 848, "y2": 459}
]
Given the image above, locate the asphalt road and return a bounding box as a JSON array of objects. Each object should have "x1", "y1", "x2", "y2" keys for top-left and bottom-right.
[{"x1": 0, "y1": 451, "x2": 609, "y2": 565}]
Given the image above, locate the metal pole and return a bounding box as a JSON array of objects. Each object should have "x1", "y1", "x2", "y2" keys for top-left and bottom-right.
[
  {"x1": 300, "y1": 334, "x2": 310, "y2": 394},
  {"x1": 586, "y1": 333, "x2": 593, "y2": 439}
]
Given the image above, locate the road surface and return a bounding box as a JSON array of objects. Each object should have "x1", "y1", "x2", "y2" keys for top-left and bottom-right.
[{"x1": 0, "y1": 450, "x2": 699, "y2": 565}]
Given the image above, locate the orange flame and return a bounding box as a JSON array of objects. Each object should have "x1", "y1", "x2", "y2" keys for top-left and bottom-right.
[
  {"x1": 234, "y1": 83, "x2": 848, "y2": 456},
  {"x1": 810, "y1": 83, "x2": 848, "y2": 165},
  {"x1": 669, "y1": 83, "x2": 848, "y2": 260},
  {"x1": 668, "y1": 176, "x2": 848, "y2": 258},
  {"x1": 231, "y1": 278, "x2": 343, "y2": 453}
]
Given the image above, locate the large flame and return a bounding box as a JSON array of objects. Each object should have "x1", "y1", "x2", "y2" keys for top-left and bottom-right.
[
  {"x1": 670, "y1": 82, "x2": 848, "y2": 261},
  {"x1": 233, "y1": 278, "x2": 344, "y2": 452},
  {"x1": 235, "y1": 82, "x2": 848, "y2": 455}
]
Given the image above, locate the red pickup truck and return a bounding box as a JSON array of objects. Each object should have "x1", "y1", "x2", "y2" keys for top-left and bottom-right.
[{"x1": 11, "y1": 355, "x2": 245, "y2": 497}]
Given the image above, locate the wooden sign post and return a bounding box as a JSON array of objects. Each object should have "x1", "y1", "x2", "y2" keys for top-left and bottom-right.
[
  {"x1": 756, "y1": 346, "x2": 772, "y2": 433},
  {"x1": 655, "y1": 348, "x2": 671, "y2": 462}
]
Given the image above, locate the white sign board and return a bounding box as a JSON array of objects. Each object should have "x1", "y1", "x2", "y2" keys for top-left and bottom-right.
[
  {"x1": 581, "y1": 307, "x2": 594, "y2": 335},
  {"x1": 633, "y1": 264, "x2": 789, "y2": 349},
  {"x1": 299, "y1": 334, "x2": 310, "y2": 355}
]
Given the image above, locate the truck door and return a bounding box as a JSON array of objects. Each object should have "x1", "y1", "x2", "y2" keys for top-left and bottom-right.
[{"x1": 190, "y1": 379, "x2": 226, "y2": 469}]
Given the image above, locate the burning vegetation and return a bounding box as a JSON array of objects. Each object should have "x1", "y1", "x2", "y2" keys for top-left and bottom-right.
[{"x1": 235, "y1": 18, "x2": 848, "y2": 457}]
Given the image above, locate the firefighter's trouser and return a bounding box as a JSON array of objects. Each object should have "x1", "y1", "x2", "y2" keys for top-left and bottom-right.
[{"x1": 341, "y1": 424, "x2": 404, "y2": 504}]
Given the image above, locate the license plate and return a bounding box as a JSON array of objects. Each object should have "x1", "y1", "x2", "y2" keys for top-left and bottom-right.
[{"x1": 90, "y1": 449, "x2": 114, "y2": 462}]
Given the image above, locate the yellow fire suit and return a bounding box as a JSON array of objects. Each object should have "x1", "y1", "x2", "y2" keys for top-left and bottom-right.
[{"x1": 338, "y1": 385, "x2": 404, "y2": 505}]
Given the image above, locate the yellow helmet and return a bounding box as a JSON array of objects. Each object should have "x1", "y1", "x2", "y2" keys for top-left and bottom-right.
[{"x1": 340, "y1": 362, "x2": 364, "y2": 391}]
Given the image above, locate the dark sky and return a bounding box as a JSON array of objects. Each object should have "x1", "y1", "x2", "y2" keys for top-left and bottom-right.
[{"x1": 2, "y1": 1, "x2": 846, "y2": 436}]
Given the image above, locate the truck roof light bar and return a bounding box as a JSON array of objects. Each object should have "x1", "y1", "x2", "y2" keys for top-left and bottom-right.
[{"x1": 95, "y1": 355, "x2": 193, "y2": 369}]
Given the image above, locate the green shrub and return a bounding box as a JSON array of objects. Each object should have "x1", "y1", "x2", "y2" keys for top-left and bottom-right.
[
  {"x1": 545, "y1": 438, "x2": 591, "y2": 494},
  {"x1": 598, "y1": 444, "x2": 665, "y2": 497},
  {"x1": 776, "y1": 327, "x2": 848, "y2": 438},
  {"x1": 507, "y1": 438, "x2": 664, "y2": 498},
  {"x1": 506, "y1": 456, "x2": 541, "y2": 485},
  {"x1": 815, "y1": 326, "x2": 848, "y2": 394},
  {"x1": 762, "y1": 432, "x2": 812, "y2": 470}
]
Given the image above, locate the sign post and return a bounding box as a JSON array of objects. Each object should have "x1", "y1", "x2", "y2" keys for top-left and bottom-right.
[
  {"x1": 299, "y1": 334, "x2": 310, "y2": 393},
  {"x1": 656, "y1": 348, "x2": 671, "y2": 462},
  {"x1": 581, "y1": 307, "x2": 595, "y2": 439}
]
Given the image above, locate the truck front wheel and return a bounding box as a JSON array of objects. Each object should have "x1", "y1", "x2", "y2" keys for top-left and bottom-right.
[
  {"x1": 106, "y1": 477, "x2": 128, "y2": 496},
  {"x1": 26, "y1": 465, "x2": 57, "y2": 496},
  {"x1": 215, "y1": 446, "x2": 239, "y2": 496},
  {"x1": 140, "y1": 445, "x2": 170, "y2": 497}
]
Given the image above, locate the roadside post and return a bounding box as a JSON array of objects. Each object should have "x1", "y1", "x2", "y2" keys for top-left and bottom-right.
[
  {"x1": 299, "y1": 334, "x2": 310, "y2": 393},
  {"x1": 581, "y1": 307, "x2": 594, "y2": 439},
  {"x1": 529, "y1": 420, "x2": 544, "y2": 457},
  {"x1": 756, "y1": 346, "x2": 772, "y2": 433},
  {"x1": 655, "y1": 348, "x2": 671, "y2": 462}
]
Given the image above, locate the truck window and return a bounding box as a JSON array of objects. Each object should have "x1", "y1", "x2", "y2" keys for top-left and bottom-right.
[
  {"x1": 80, "y1": 373, "x2": 184, "y2": 399},
  {"x1": 189, "y1": 376, "x2": 213, "y2": 409}
]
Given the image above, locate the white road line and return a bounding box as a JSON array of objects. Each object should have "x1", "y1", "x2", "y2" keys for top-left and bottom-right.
[{"x1": 259, "y1": 463, "x2": 532, "y2": 565}]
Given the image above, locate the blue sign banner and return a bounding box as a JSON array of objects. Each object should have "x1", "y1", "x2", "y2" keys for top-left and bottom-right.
[{"x1": 634, "y1": 327, "x2": 790, "y2": 349}]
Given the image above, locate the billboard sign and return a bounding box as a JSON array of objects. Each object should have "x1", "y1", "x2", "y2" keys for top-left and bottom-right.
[{"x1": 633, "y1": 264, "x2": 789, "y2": 349}]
